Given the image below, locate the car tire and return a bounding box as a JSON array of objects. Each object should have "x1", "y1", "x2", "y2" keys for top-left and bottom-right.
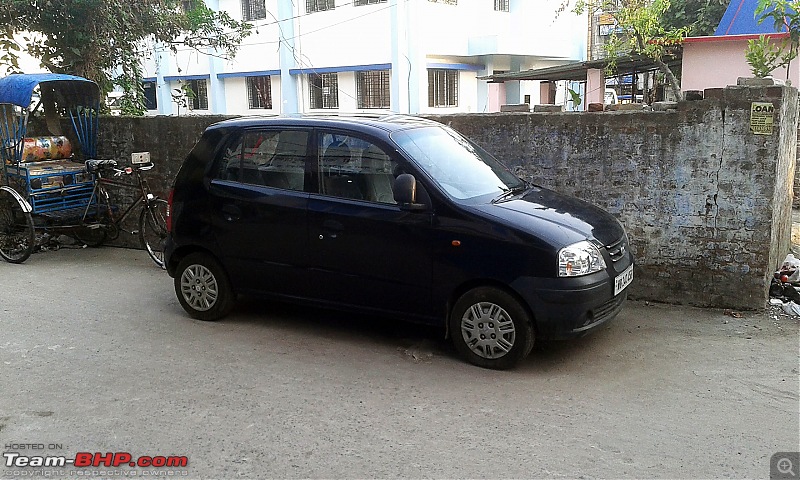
[
  {"x1": 174, "y1": 252, "x2": 234, "y2": 321},
  {"x1": 449, "y1": 287, "x2": 534, "y2": 369}
]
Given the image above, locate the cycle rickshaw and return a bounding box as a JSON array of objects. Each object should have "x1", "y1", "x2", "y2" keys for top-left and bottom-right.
[{"x1": 0, "y1": 73, "x2": 167, "y2": 266}]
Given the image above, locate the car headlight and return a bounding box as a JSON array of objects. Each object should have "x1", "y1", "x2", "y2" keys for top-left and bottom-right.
[{"x1": 558, "y1": 240, "x2": 607, "y2": 277}]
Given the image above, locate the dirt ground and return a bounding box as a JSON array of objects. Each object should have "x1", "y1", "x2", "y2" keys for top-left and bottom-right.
[{"x1": 0, "y1": 247, "x2": 798, "y2": 479}]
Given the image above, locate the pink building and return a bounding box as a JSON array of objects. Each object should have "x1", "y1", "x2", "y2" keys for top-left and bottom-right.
[
  {"x1": 682, "y1": 33, "x2": 799, "y2": 91},
  {"x1": 681, "y1": 0, "x2": 798, "y2": 92}
]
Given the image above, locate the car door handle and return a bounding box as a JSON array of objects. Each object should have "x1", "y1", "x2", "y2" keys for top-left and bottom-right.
[
  {"x1": 221, "y1": 204, "x2": 242, "y2": 222},
  {"x1": 320, "y1": 220, "x2": 344, "y2": 239}
]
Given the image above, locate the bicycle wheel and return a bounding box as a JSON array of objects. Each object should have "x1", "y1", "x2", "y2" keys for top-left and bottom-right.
[
  {"x1": 139, "y1": 199, "x2": 168, "y2": 269},
  {"x1": 0, "y1": 188, "x2": 35, "y2": 263},
  {"x1": 73, "y1": 224, "x2": 108, "y2": 247}
]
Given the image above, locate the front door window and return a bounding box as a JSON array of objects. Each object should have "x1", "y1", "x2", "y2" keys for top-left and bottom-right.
[{"x1": 317, "y1": 133, "x2": 397, "y2": 204}]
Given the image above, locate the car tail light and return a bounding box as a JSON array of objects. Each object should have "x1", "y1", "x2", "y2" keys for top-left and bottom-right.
[{"x1": 166, "y1": 189, "x2": 174, "y2": 233}]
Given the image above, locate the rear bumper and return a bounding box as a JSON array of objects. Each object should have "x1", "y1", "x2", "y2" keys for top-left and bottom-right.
[{"x1": 164, "y1": 238, "x2": 175, "y2": 277}]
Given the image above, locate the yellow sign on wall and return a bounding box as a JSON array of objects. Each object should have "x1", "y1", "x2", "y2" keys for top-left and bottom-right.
[
  {"x1": 598, "y1": 13, "x2": 615, "y2": 25},
  {"x1": 750, "y1": 102, "x2": 775, "y2": 135}
]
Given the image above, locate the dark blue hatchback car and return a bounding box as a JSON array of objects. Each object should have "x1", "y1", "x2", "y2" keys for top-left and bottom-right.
[{"x1": 165, "y1": 115, "x2": 633, "y2": 369}]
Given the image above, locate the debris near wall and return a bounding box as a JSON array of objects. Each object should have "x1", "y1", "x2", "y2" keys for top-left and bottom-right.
[{"x1": 769, "y1": 253, "x2": 800, "y2": 315}]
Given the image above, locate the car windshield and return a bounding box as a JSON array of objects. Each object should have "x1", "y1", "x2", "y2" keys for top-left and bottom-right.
[{"x1": 391, "y1": 125, "x2": 525, "y2": 201}]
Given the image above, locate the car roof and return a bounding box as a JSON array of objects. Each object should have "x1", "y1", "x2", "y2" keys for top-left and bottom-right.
[{"x1": 205, "y1": 114, "x2": 443, "y2": 135}]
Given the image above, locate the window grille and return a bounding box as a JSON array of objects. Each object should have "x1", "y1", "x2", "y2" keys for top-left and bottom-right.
[
  {"x1": 427, "y1": 69, "x2": 458, "y2": 107},
  {"x1": 187, "y1": 79, "x2": 208, "y2": 110},
  {"x1": 494, "y1": 0, "x2": 509, "y2": 12},
  {"x1": 182, "y1": 0, "x2": 197, "y2": 13},
  {"x1": 309, "y1": 73, "x2": 339, "y2": 109},
  {"x1": 307, "y1": 0, "x2": 335, "y2": 13},
  {"x1": 356, "y1": 70, "x2": 390, "y2": 109},
  {"x1": 247, "y1": 76, "x2": 273, "y2": 109},
  {"x1": 242, "y1": 0, "x2": 267, "y2": 21},
  {"x1": 142, "y1": 81, "x2": 157, "y2": 110}
]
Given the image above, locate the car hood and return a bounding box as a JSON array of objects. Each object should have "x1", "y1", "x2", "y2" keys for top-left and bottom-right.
[{"x1": 471, "y1": 186, "x2": 625, "y2": 247}]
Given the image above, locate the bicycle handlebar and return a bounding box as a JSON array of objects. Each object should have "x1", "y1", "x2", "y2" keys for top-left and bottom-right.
[{"x1": 112, "y1": 163, "x2": 155, "y2": 176}]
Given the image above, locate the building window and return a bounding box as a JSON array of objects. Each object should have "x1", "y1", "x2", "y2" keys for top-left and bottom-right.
[
  {"x1": 242, "y1": 0, "x2": 266, "y2": 21},
  {"x1": 187, "y1": 79, "x2": 208, "y2": 110},
  {"x1": 356, "y1": 70, "x2": 390, "y2": 109},
  {"x1": 181, "y1": 0, "x2": 198, "y2": 12},
  {"x1": 429, "y1": 0, "x2": 457, "y2": 4},
  {"x1": 247, "y1": 76, "x2": 273, "y2": 109},
  {"x1": 494, "y1": 0, "x2": 509, "y2": 11},
  {"x1": 428, "y1": 69, "x2": 458, "y2": 107},
  {"x1": 354, "y1": 0, "x2": 386, "y2": 5},
  {"x1": 307, "y1": 0, "x2": 335, "y2": 13},
  {"x1": 309, "y1": 73, "x2": 339, "y2": 109},
  {"x1": 143, "y1": 81, "x2": 157, "y2": 110}
]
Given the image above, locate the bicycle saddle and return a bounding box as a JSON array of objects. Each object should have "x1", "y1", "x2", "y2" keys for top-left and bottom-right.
[{"x1": 85, "y1": 159, "x2": 118, "y2": 173}]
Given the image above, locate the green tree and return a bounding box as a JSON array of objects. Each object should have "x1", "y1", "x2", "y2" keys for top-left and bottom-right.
[
  {"x1": 561, "y1": 0, "x2": 688, "y2": 100},
  {"x1": 0, "y1": 0, "x2": 252, "y2": 115},
  {"x1": 747, "y1": 0, "x2": 800, "y2": 80},
  {"x1": 661, "y1": 0, "x2": 728, "y2": 36}
]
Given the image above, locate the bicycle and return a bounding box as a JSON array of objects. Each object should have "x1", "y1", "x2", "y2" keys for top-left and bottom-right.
[{"x1": 76, "y1": 158, "x2": 169, "y2": 268}]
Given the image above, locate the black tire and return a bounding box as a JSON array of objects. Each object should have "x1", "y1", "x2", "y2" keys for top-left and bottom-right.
[
  {"x1": 139, "y1": 199, "x2": 168, "y2": 269},
  {"x1": 449, "y1": 286, "x2": 534, "y2": 370},
  {"x1": 73, "y1": 224, "x2": 108, "y2": 247},
  {"x1": 174, "y1": 252, "x2": 234, "y2": 321},
  {"x1": 0, "y1": 189, "x2": 35, "y2": 264}
]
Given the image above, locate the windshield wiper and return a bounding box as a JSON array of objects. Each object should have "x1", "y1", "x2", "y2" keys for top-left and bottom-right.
[{"x1": 491, "y1": 183, "x2": 528, "y2": 203}]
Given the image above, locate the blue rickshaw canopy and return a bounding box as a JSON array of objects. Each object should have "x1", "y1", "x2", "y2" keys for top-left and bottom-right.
[{"x1": 0, "y1": 73, "x2": 99, "y2": 108}]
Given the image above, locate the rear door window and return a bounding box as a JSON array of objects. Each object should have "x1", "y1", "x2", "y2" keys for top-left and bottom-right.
[{"x1": 215, "y1": 129, "x2": 309, "y2": 191}]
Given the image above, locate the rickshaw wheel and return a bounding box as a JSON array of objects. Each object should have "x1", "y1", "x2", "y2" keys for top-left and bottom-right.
[{"x1": 0, "y1": 189, "x2": 35, "y2": 264}]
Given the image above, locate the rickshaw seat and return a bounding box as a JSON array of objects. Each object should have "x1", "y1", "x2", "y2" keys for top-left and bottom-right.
[{"x1": 21, "y1": 136, "x2": 72, "y2": 163}]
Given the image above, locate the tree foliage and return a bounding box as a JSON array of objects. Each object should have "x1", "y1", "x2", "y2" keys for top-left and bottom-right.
[
  {"x1": 0, "y1": 0, "x2": 253, "y2": 114},
  {"x1": 661, "y1": 0, "x2": 728, "y2": 36},
  {"x1": 746, "y1": 0, "x2": 800, "y2": 79},
  {"x1": 563, "y1": 0, "x2": 686, "y2": 100},
  {"x1": 745, "y1": 34, "x2": 790, "y2": 77}
]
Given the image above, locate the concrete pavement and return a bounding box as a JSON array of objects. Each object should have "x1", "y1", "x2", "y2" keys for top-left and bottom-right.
[{"x1": 0, "y1": 247, "x2": 798, "y2": 479}]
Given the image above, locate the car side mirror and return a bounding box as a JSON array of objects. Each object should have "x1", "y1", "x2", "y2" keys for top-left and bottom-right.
[{"x1": 393, "y1": 173, "x2": 427, "y2": 211}]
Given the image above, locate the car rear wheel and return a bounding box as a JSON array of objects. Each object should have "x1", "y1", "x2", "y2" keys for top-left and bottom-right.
[
  {"x1": 449, "y1": 287, "x2": 534, "y2": 369},
  {"x1": 175, "y1": 252, "x2": 234, "y2": 321}
]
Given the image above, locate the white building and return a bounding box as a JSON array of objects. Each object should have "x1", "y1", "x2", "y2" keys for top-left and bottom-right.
[{"x1": 141, "y1": 0, "x2": 586, "y2": 115}]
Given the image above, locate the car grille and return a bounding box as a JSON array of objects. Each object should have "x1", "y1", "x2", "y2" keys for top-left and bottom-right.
[
  {"x1": 591, "y1": 292, "x2": 627, "y2": 324},
  {"x1": 605, "y1": 235, "x2": 628, "y2": 263}
]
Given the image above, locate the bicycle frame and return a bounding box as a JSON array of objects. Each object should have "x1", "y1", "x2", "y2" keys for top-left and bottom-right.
[{"x1": 82, "y1": 166, "x2": 158, "y2": 233}]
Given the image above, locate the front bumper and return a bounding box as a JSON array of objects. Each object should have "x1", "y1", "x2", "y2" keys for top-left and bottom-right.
[{"x1": 512, "y1": 256, "x2": 633, "y2": 339}]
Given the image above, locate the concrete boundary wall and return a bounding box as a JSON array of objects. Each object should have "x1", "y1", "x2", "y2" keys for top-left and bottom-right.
[
  {"x1": 37, "y1": 85, "x2": 794, "y2": 310},
  {"x1": 428, "y1": 85, "x2": 797, "y2": 310}
]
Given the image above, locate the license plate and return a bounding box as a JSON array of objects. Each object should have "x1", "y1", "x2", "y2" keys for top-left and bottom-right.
[{"x1": 614, "y1": 264, "x2": 634, "y2": 296}]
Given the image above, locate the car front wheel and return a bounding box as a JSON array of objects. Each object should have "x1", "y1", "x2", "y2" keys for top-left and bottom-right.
[
  {"x1": 449, "y1": 287, "x2": 534, "y2": 369},
  {"x1": 174, "y1": 252, "x2": 234, "y2": 321}
]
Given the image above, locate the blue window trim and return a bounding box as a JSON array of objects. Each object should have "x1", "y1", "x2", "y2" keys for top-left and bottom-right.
[
  {"x1": 163, "y1": 74, "x2": 211, "y2": 82},
  {"x1": 289, "y1": 63, "x2": 392, "y2": 75},
  {"x1": 143, "y1": 77, "x2": 157, "y2": 83},
  {"x1": 426, "y1": 63, "x2": 484, "y2": 72},
  {"x1": 217, "y1": 70, "x2": 281, "y2": 79}
]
